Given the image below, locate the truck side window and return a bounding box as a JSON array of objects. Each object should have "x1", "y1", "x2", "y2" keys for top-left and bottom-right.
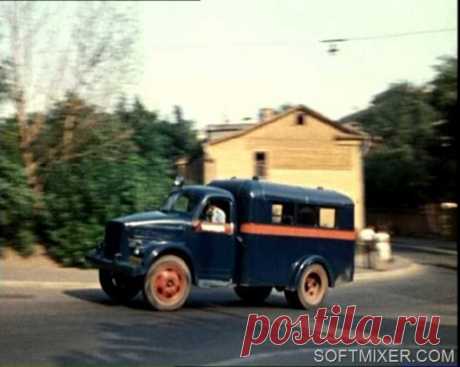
[
  {"x1": 271, "y1": 202, "x2": 295, "y2": 225},
  {"x1": 175, "y1": 196, "x2": 189, "y2": 212},
  {"x1": 272, "y1": 204, "x2": 282, "y2": 223},
  {"x1": 296, "y1": 205, "x2": 318, "y2": 226},
  {"x1": 319, "y1": 208, "x2": 336, "y2": 228}
]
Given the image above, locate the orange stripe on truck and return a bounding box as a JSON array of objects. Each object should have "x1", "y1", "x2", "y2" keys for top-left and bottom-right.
[{"x1": 240, "y1": 223, "x2": 356, "y2": 241}]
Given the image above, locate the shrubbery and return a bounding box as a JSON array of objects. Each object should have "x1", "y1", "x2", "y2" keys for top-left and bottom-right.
[
  {"x1": 0, "y1": 155, "x2": 36, "y2": 255},
  {"x1": 42, "y1": 155, "x2": 172, "y2": 266},
  {"x1": 1, "y1": 95, "x2": 198, "y2": 265}
]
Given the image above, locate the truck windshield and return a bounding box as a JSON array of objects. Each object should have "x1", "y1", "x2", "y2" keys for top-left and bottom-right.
[{"x1": 161, "y1": 190, "x2": 202, "y2": 215}]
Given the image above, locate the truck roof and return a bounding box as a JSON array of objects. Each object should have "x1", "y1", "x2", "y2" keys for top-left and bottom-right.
[
  {"x1": 182, "y1": 184, "x2": 234, "y2": 200},
  {"x1": 208, "y1": 179, "x2": 353, "y2": 207}
]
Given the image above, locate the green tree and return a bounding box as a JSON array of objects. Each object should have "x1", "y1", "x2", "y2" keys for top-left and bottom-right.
[
  {"x1": 0, "y1": 2, "x2": 137, "y2": 199},
  {"x1": 120, "y1": 98, "x2": 202, "y2": 176},
  {"x1": 343, "y1": 82, "x2": 438, "y2": 208},
  {"x1": 429, "y1": 56, "x2": 457, "y2": 201},
  {"x1": 43, "y1": 154, "x2": 170, "y2": 266},
  {"x1": 37, "y1": 95, "x2": 141, "y2": 265},
  {"x1": 40, "y1": 96, "x2": 189, "y2": 265},
  {"x1": 0, "y1": 120, "x2": 36, "y2": 255},
  {"x1": 0, "y1": 63, "x2": 36, "y2": 255},
  {"x1": 0, "y1": 61, "x2": 9, "y2": 100}
]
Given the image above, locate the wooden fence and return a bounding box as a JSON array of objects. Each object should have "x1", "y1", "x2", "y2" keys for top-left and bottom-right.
[{"x1": 367, "y1": 204, "x2": 457, "y2": 240}]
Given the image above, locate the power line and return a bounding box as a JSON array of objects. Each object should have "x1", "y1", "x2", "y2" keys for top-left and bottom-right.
[
  {"x1": 146, "y1": 28, "x2": 456, "y2": 50},
  {"x1": 320, "y1": 27, "x2": 457, "y2": 54},
  {"x1": 348, "y1": 27, "x2": 457, "y2": 41}
]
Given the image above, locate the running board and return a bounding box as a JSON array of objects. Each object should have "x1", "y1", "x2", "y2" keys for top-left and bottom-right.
[{"x1": 198, "y1": 279, "x2": 234, "y2": 288}]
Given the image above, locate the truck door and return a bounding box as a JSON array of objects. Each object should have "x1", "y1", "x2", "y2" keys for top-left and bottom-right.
[{"x1": 190, "y1": 196, "x2": 236, "y2": 282}]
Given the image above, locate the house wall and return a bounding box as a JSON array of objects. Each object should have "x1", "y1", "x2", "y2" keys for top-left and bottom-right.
[{"x1": 202, "y1": 112, "x2": 365, "y2": 229}]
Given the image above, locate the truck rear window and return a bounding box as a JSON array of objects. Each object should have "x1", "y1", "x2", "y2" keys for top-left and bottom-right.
[{"x1": 319, "y1": 208, "x2": 336, "y2": 228}]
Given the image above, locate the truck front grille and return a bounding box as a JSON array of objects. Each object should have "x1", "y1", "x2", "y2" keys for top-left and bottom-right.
[{"x1": 104, "y1": 221, "x2": 125, "y2": 258}]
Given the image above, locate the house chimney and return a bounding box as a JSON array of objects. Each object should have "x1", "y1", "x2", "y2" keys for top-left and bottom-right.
[{"x1": 258, "y1": 107, "x2": 275, "y2": 122}]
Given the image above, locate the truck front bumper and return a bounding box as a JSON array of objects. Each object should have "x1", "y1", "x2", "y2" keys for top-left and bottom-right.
[{"x1": 85, "y1": 249, "x2": 145, "y2": 277}]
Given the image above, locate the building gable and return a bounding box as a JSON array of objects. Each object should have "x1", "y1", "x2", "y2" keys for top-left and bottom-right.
[{"x1": 208, "y1": 105, "x2": 363, "y2": 147}]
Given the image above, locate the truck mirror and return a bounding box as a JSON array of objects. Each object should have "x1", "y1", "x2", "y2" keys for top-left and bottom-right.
[{"x1": 173, "y1": 176, "x2": 184, "y2": 188}]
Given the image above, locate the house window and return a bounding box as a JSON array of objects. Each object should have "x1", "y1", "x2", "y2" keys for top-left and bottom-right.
[
  {"x1": 296, "y1": 114, "x2": 305, "y2": 125},
  {"x1": 254, "y1": 152, "x2": 266, "y2": 178}
]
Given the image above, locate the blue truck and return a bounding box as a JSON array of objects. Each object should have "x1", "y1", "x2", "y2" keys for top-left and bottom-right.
[{"x1": 86, "y1": 178, "x2": 356, "y2": 311}]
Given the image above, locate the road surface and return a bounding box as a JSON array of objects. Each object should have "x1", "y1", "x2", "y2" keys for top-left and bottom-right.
[{"x1": 0, "y1": 245, "x2": 457, "y2": 366}]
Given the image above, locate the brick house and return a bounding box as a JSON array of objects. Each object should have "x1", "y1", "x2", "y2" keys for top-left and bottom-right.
[{"x1": 176, "y1": 105, "x2": 369, "y2": 229}]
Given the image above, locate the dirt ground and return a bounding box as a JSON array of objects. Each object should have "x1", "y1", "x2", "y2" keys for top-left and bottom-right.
[{"x1": 0, "y1": 245, "x2": 60, "y2": 268}]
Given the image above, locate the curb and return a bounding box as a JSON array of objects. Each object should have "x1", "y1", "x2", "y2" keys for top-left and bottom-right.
[
  {"x1": 354, "y1": 262, "x2": 422, "y2": 282},
  {"x1": 392, "y1": 243, "x2": 457, "y2": 256},
  {"x1": 0, "y1": 280, "x2": 99, "y2": 290}
]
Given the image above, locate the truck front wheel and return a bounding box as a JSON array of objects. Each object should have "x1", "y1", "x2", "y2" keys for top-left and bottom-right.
[
  {"x1": 284, "y1": 263, "x2": 329, "y2": 309},
  {"x1": 99, "y1": 269, "x2": 142, "y2": 303},
  {"x1": 143, "y1": 255, "x2": 191, "y2": 311},
  {"x1": 234, "y1": 286, "x2": 272, "y2": 304}
]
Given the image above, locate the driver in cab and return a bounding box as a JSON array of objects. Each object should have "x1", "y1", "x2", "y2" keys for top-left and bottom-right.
[{"x1": 205, "y1": 204, "x2": 226, "y2": 224}]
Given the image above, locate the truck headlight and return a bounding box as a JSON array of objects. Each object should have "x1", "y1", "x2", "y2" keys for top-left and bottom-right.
[
  {"x1": 128, "y1": 238, "x2": 145, "y2": 257},
  {"x1": 128, "y1": 238, "x2": 143, "y2": 248}
]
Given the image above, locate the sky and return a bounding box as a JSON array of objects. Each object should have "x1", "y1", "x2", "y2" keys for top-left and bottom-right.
[{"x1": 128, "y1": 0, "x2": 457, "y2": 129}]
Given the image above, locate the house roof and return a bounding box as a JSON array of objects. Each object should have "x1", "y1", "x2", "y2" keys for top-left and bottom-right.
[
  {"x1": 206, "y1": 123, "x2": 255, "y2": 132},
  {"x1": 207, "y1": 105, "x2": 365, "y2": 146}
]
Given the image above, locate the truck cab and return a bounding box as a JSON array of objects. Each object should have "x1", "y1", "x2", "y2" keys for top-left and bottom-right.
[{"x1": 86, "y1": 178, "x2": 356, "y2": 311}]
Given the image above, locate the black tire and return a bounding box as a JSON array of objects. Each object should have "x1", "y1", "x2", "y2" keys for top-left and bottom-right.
[
  {"x1": 284, "y1": 263, "x2": 329, "y2": 309},
  {"x1": 143, "y1": 255, "x2": 191, "y2": 311},
  {"x1": 234, "y1": 286, "x2": 272, "y2": 304},
  {"x1": 99, "y1": 269, "x2": 142, "y2": 303},
  {"x1": 284, "y1": 289, "x2": 303, "y2": 308}
]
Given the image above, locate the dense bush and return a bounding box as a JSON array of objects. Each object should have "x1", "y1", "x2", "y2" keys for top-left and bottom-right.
[
  {"x1": 0, "y1": 157, "x2": 36, "y2": 255},
  {"x1": 0, "y1": 94, "x2": 198, "y2": 265},
  {"x1": 0, "y1": 122, "x2": 36, "y2": 255},
  {"x1": 37, "y1": 98, "x2": 193, "y2": 266},
  {"x1": 42, "y1": 155, "x2": 172, "y2": 266}
]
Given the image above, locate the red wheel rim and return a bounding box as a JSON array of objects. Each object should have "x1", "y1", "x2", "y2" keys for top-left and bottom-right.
[
  {"x1": 151, "y1": 262, "x2": 187, "y2": 305},
  {"x1": 303, "y1": 272, "x2": 323, "y2": 304}
]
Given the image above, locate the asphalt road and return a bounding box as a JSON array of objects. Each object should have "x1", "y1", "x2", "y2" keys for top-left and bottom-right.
[
  {"x1": 391, "y1": 239, "x2": 457, "y2": 270},
  {"x1": 0, "y1": 246, "x2": 457, "y2": 366}
]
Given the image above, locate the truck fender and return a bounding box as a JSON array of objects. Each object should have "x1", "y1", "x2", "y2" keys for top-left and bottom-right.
[
  {"x1": 286, "y1": 255, "x2": 335, "y2": 291},
  {"x1": 142, "y1": 243, "x2": 198, "y2": 285}
]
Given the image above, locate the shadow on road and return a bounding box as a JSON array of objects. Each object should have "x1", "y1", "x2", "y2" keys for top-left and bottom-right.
[
  {"x1": 57, "y1": 288, "x2": 295, "y2": 365},
  {"x1": 63, "y1": 287, "x2": 292, "y2": 312}
]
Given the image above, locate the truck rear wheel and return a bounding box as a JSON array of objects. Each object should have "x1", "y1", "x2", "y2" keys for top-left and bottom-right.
[
  {"x1": 143, "y1": 255, "x2": 191, "y2": 311},
  {"x1": 234, "y1": 286, "x2": 272, "y2": 304},
  {"x1": 99, "y1": 269, "x2": 141, "y2": 303},
  {"x1": 284, "y1": 263, "x2": 329, "y2": 309}
]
